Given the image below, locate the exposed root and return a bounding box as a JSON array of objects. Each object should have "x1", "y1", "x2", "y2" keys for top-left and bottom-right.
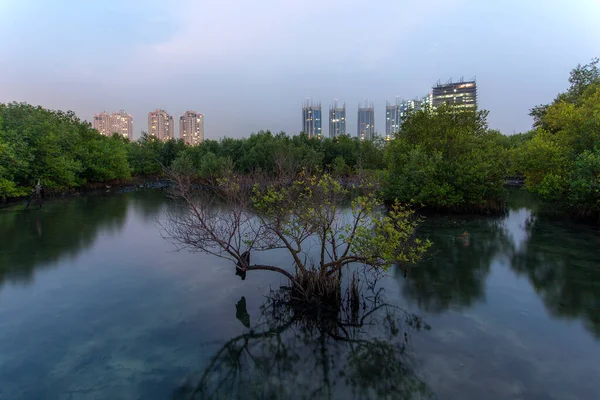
[{"x1": 290, "y1": 270, "x2": 342, "y2": 313}]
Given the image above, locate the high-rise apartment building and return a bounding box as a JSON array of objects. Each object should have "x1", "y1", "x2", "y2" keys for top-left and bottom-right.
[
  {"x1": 357, "y1": 102, "x2": 375, "y2": 140},
  {"x1": 302, "y1": 100, "x2": 322, "y2": 138},
  {"x1": 179, "y1": 111, "x2": 204, "y2": 145},
  {"x1": 432, "y1": 79, "x2": 477, "y2": 109},
  {"x1": 93, "y1": 110, "x2": 133, "y2": 140},
  {"x1": 148, "y1": 109, "x2": 174, "y2": 141},
  {"x1": 328, "y1": 101, "x2": 346, "y2": 138},
  {"x1": 93, "y1": 112, "x2": 111, "y2": 136},
  {"x1": 385, "y1": 99, "x2": 401, "y2": 140},
  {"x1": 110, "y1": 110, "x2": 134, "y2": 140}
]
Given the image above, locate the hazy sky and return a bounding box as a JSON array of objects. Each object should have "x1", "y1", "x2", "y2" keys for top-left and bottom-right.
[{"x1": 1, "y1": 0, "x2": 599, "y2": 140}]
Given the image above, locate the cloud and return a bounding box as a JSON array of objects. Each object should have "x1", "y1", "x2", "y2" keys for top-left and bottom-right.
[{"x1": 122, "y1": 0, "x2": 464, "y2": 81}]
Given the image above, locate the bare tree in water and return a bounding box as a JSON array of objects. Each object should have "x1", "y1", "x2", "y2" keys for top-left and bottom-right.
[{"x1": 162, "y1": 168, "x2": 430, "y2": 304}]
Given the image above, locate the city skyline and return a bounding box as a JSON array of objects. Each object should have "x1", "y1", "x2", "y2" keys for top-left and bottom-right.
[
  {"x1": 91, "y1": 78, "x2": 477, "y2": 140},
  {"x1": 93, "y1": 78, "x2": 475, "y2": 142},
  {"x1": 93, "y1": 109, "x2": 205, "y2": 142},
  {"x1": 1, "y1": 1, "x2": 598, "y2": 140}
]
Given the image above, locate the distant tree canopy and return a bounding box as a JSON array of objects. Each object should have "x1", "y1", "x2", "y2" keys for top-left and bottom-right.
[
  {"x1": 383, "y1": 105, "x2": 508, "y2": 211},
  {"x1": 5, "y1": 67, "x2": 597, "y2": 223},
  {"x1": 170, "y1": 131, "x2": 386, "y2": 179},
  {"x1": 0, "y1": 102, "x2": 386, "y2": 200},
  {"x1": 514, "y1": 58, "x2": 600, "y2": 218}
]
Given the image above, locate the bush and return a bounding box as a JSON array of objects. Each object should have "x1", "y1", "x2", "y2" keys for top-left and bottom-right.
[{"x1": 383, "y1": 105, "x2": 508, "y2": 212}]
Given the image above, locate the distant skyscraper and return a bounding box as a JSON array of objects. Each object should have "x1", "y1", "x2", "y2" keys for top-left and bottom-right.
[
  {"x1": 432, "y1": 79, "x2": 477, "y2": 109},
  {"x1": 110, "y1": 110, "x2": 134, "y2": 140},
  {"x1": 385, "y1": 99, "x2": 401, "y2": 140},
  {"x1": 179, "y1": 111, "x2": 204, "y2": 145},
  {"x1": 399, "y1": 99, "x2": 421, "y2": 120},
  {"x1": 148, "y1": 109, "x2": 174, "y2": 141},
  {"x1": 93, "y1": 110, "x2": 133, "y2": 140},
  {"x1": 357, "y1": 102, "x2": 375, "y2": 140},
  {"x1": 302, "y1": 100, "x2": 322, "y2": 138},
  {"x1": 93, "y1": 112, "x2": 111, "y2": 136},
  {"x1": 328, "y1": 101, "x2": 346, "y2": 138}
]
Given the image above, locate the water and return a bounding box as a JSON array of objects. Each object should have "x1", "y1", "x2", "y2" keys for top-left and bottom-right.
[{"x1": 0, "y1": 190, "x2": 599, "y2": 399}]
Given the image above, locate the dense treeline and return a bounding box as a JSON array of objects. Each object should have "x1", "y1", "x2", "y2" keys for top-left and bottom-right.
[
  {"x1": 168, "y1": 131, "x2": 385, "y2": 178},
  {"x1": 2, "y1": 58, "x2": 597, "y2": 221},
  {"x1": 512, "y1": 58, "x2": 600, "y2": 221},
  {"x1": 0, "y1": 102, "x2": 384, "y2": 200},
  {"x1": 0, "y1": 102, "x2": 519, "y2": 214}
]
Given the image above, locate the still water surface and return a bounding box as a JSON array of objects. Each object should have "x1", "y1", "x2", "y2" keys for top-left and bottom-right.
[{"x1": 0, "y1": 190, "x2": 599, "y2": 399}]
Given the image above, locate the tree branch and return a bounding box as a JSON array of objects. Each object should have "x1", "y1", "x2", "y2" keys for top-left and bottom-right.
[{"x1": 247, "y1": 264, "x2": 295, "y2": 281}]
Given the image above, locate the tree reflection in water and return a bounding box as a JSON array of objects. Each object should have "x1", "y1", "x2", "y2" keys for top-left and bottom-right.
[
  {"x1": 397, "y1": 187, "x2": 600, "y2": 340},
  {"x1": 508, "y1": 209, "x2": 600, "y2": 339},
  {"x1": 0, "y1": 195, "x2": 128, "y2": 285},
  {"x1": 174, "y1": 279, "x2": 433, "y2": 400},
  {"x1": 0, "y1": 191, "x2": 165, "y2": 288},
  {"x1": 397, "y1": 214, "x2": 513, "y2": 313}
]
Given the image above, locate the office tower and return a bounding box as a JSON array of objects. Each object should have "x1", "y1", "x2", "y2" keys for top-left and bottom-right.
[
  {"x1": 328, "y1": 101, "x2": 346, "y2": 138},
  {"x1": 302, "y1": 100, "x2": 322, "y2": 138},
  {"x1": 431, "y1": 78, "x2": 477, "y2": 109},
  {"x1": 357, "y1": 101, "x2": 375, "y2": 140},
  {"x1": 148, "y1": 109, "x2": 174, "y2": 141},
  {"x1": 93, "y1": 110, "x2": 133, "y2": 140},
  {"x1": 179, "y1": 111, "x2": 204, "y2": 145},
  {"x1": 385, "y1": 99, "x2": 401, "y2": 140},
  {"x1": 93, "y1": 112, "x2": 111, "y2": 136}
]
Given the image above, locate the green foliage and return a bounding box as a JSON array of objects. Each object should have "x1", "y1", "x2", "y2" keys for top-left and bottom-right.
[
  {"x1": 351, "y1": 200, "x2": 431, "y2": 269},
  {"x1": 0, "y1": 101, "x2": 391, "y2": 200},
  {"x1": 78, "y1": 134, "x2": 131, "y2": 182},
  {"x1": 251, "y1": 173, "x2": 431, "y2": 275},
  {"x1": 567, "y1": 149, "x2": 600, "y2": 211},
  {"x1": 331, "y1": 156, "x2": 350, "y2": 176},
  {"x1": 512, "y1": 131, "x2": 568, "y2": 193},
  {"x1": 0, "y1": 102, "x2": 131, "y2": 198},
  {"x1": 169, "y1": 131, "x2": 384, "y2": 179},
  {"x1": 516, "y1": 58, "x2": 600, "y2": 218},
  {"x1": 383, "y1": 105, "x2": 508, "y2": 210},
  {"x1": 126, "y1": 133, "x2": 165, "y2": 175},
  {"x1": 198, "y1": 152, "x2": 233, "y2": 178},
  {"x1": 170, "y1": 152, "x2": 198, "y2": 176},
  {"x1": 530, "y1": 57, "x2": 599, "y2": 129}
]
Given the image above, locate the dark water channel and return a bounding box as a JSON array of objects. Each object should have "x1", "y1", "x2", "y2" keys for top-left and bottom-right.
[{"x1": 0, "y1": 190, "x2": 598, "y2": 399}]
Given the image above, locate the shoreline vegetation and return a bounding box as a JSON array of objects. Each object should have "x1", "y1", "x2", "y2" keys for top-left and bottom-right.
[{"x1": 1, "y1": 58, "x2": 598, "y2": 223}]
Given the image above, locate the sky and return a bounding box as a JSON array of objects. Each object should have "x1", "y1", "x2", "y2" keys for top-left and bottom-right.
[{"x1": 0, "y1": 0, "x2": 599, "y2": 140}]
